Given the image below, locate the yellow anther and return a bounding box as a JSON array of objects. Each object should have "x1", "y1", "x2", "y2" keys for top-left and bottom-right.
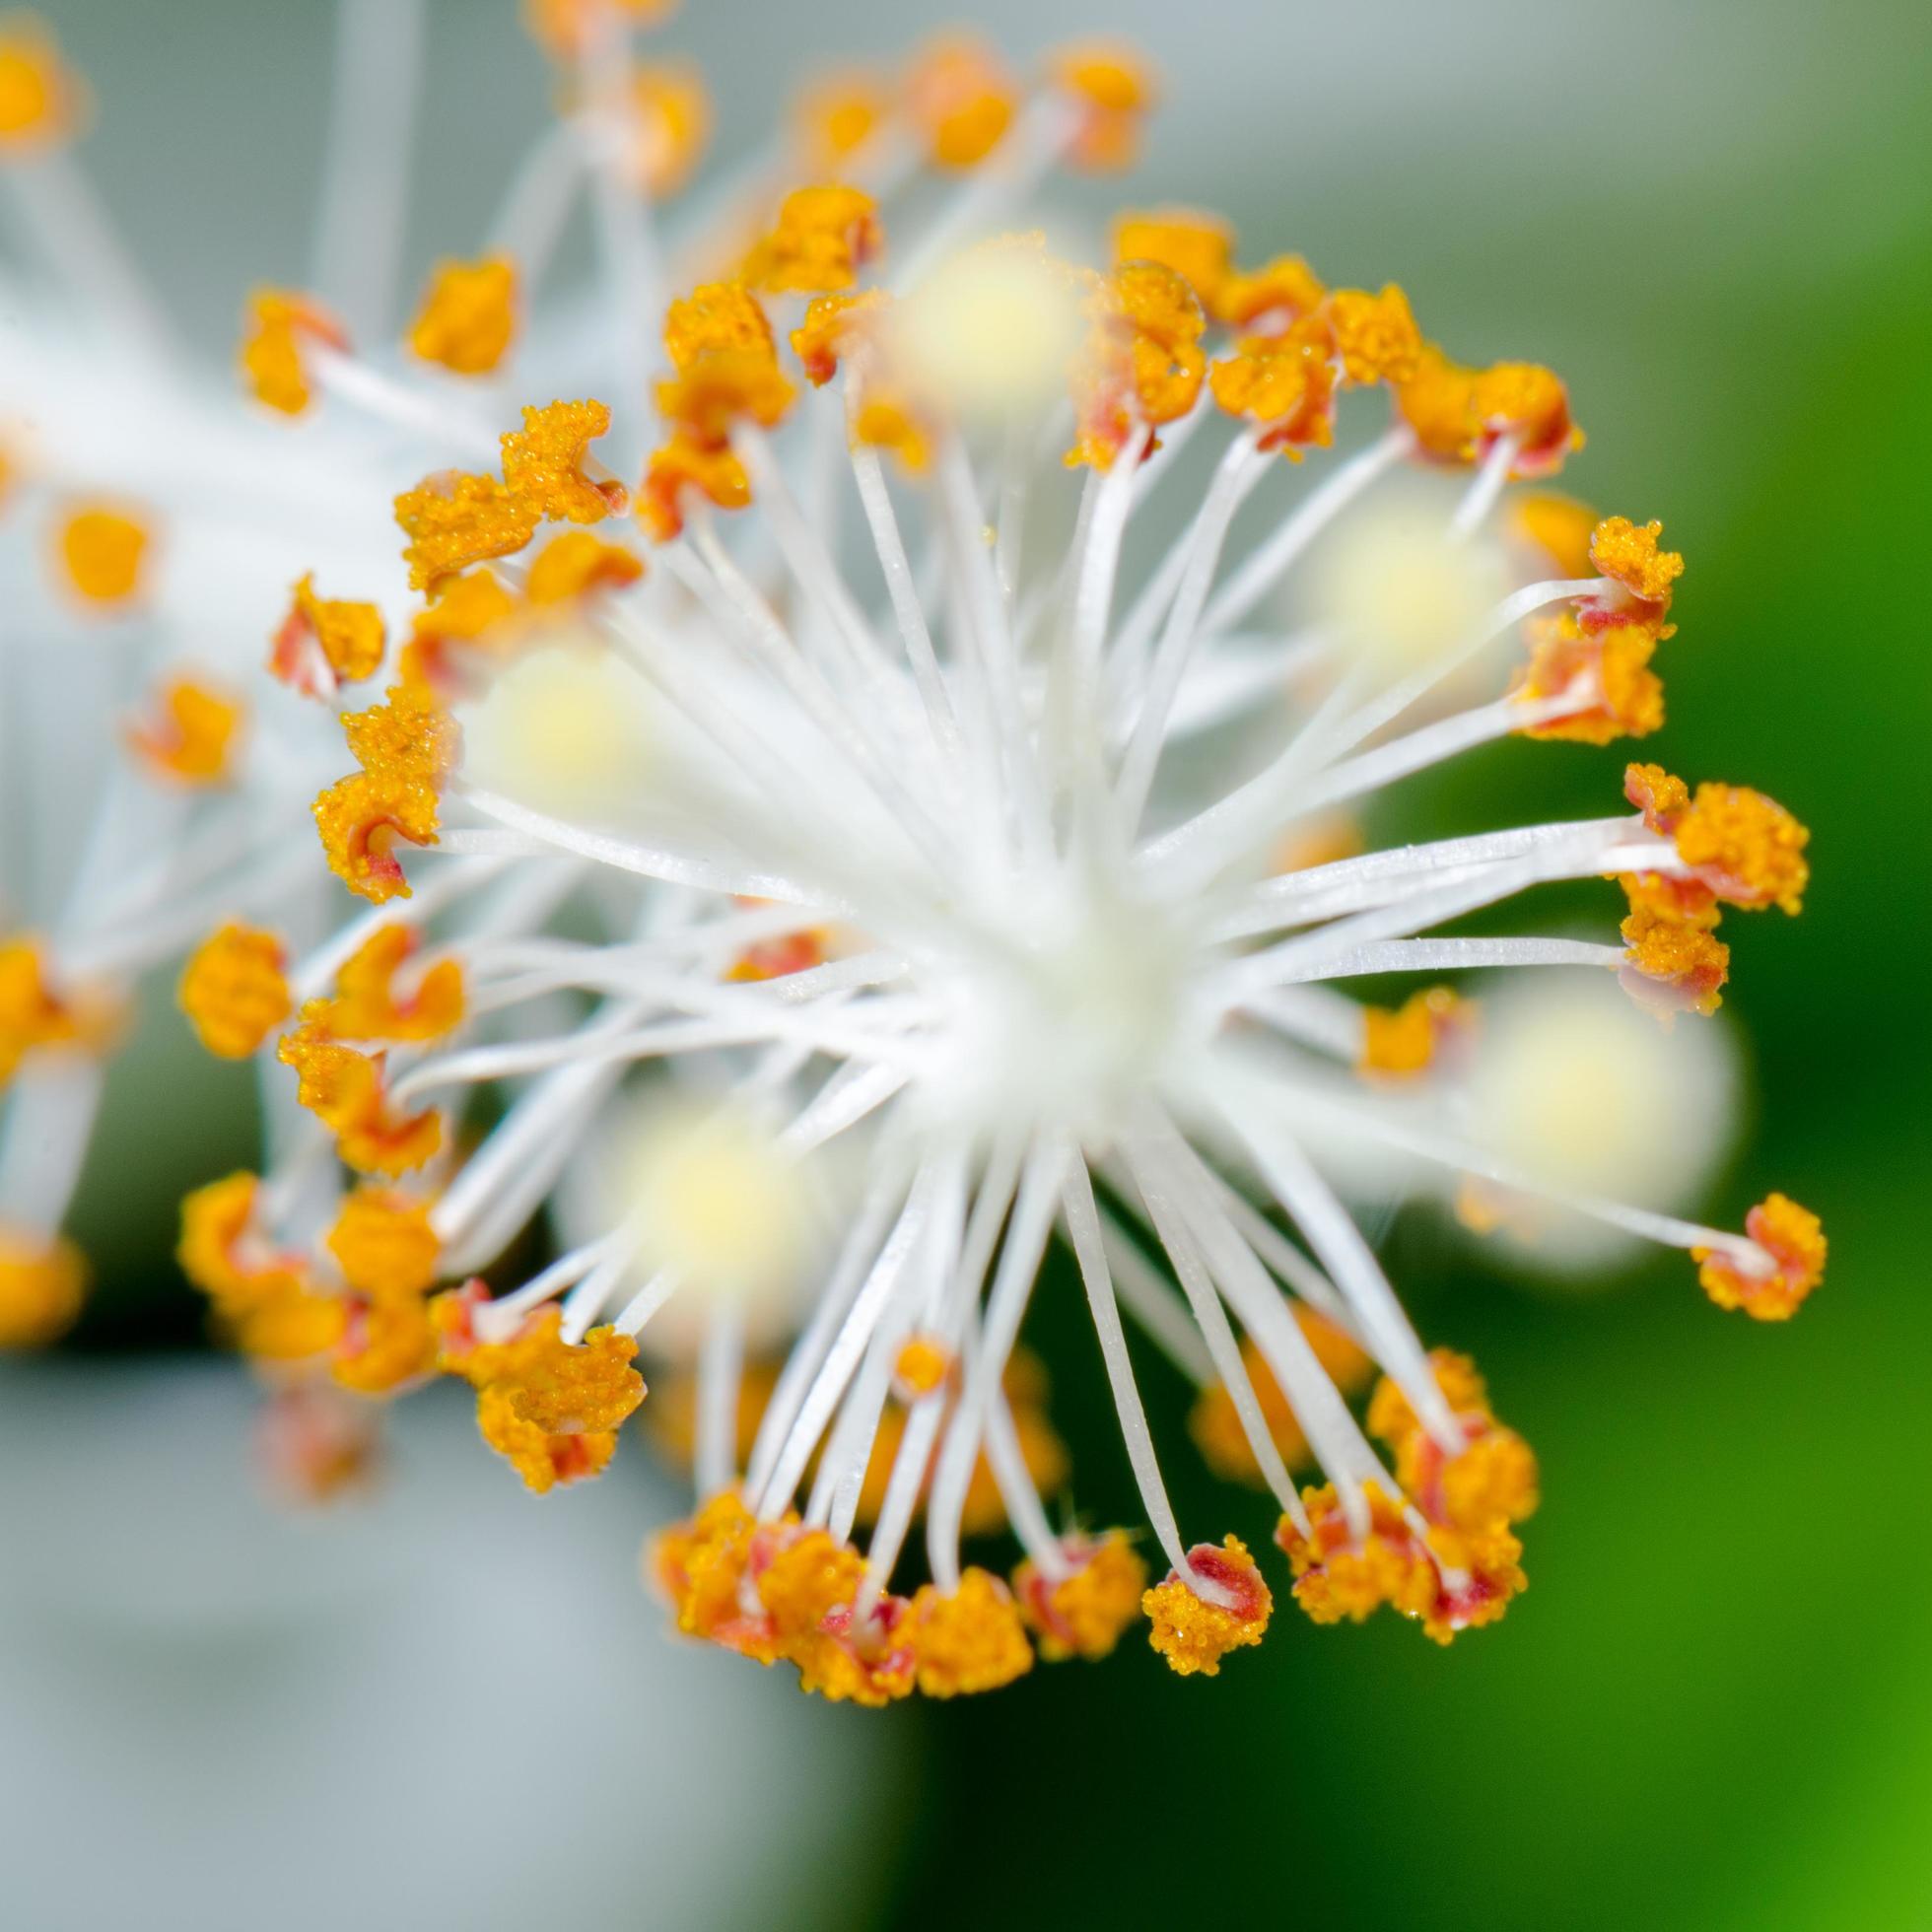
[
  {"x1": 1208, "y1": 320, "x2": 1336, "y2": 456},
  {"x1": 401, "y1": 568, "x2": 520, "y2": 689},
  {"x1": 332, "y1": 1291, "x2": 438, "y2": 1396},
  {"x1": 1114, "y1": 207, "x2": 1235, "y2": 316},
  {"x1": 1142, "y1": 1536, "x2": 1273, "y2": 1677},
  {"x1": 1067, "y1": 259, "x2": 1207, "y2": 471},
  {"x1": 240, "y1": 289, "x2": 347, "y2": 416},
  {"x1": 645, "y1": 285, "x2": 794, "y2": 539},
  {"x1": 0, "y1": 937, "x2": 112, "y2": 1085},
  {"x1": 325, "y1": 1187, "x2": 441, "y2": 1300},
  {"x1": 1623, "y1": 760, "x2": 1691, "y2": 830},
  {"x1": 661, "y1": 1512, "x2": 781, "y2": 1660},
  {"x1": 408, "y1": 255, "x2": 518, "y2": 376},
  {"x1": 0, "y1": 17, "x2": 83, "y2": 155},
  {"x1": 656, "y1": 283, "x2": 795, "y2": 440},
  {"x1": 178, "y1": 1172, "x2": 289, "y2": 1309},
  {"x1": 1190, "y1": 1315, "x2": 1373, "y2": 1483},
  {"x1": 178, "y1": 924, "x2": 292, "y2": 1060},
  {"x1": 909, "y1": 1568, "x2": 1034, "y2": 1696},
  {"x1": 891, "y1": 1333, "x2": 952, "y2": 1401},
  {"x1": 1471, "y1": 360, "x2": 1583, "y2": 477},
  {"x1": 1367, "y1": 1351, "x2": 1540, "y2": 1537},
  {"x1": 443, "y1": 1305, "x2": 646, "y2": 1493},
  {"x1": 905, "y1": 35, "x2": 1017, "y2": 170},
  {"x1": 791, "y1": 290, "x2": 887, "y2": 386},
  {"x1": 524, "y1": 528, "x2": 645, "y2": 607},
  {"x1": 126, "y1": 675, "x2": 244, "y2": 788},
  {"x1": 177, "y1": 1174, "x2": 342, "y2": 1363},
  {"x1": 627, "y1": 60, "x2": 710, "y2": 197},
  {"x1": 742, "y1": 183, "x2": 883, "y2": 296},
  {"x1": 1511, "y1": 491, "x2": 1598, "y2": 579},
  {"x1": 1396, "y1": 343, "x2": 1479, "y2": 463},
  {"x1": 322, "y1": 923, "x2": 464, "y2": 1045},
  {"x1": 1276, "y1": 1484, "x2": 1438, "y2": 1627},
  {"x1": 500, "y1": 398, "x2": 626, "y2": 524},
  {"x1": 1620, "y1": 897, "x2": 1729, "y2": 1016},
  {"x1": 1049, "y1": 40, "x2": 1155, "y2": 172},
  {"x1": 224, "y1": 1278, "x2": 348, "y2": 1364},
  {"x1": 56, "y1": 503, "x2": 150, "y2": 607},
  {"x1": 1694, "y1": 1194, "x2": 1826, "y2": 1322},
  {"x1": 278, "y1": 1007, "x2": 443, "y2": 1177},
  {"x1": 663, "y1": 279, "x2": 780, "y2": 371},
  {"x1": 1220, "y1": 254, "x2": 1328, "y2": 334},
  {"x1": 313, "y1": 679, "x2": 457, "y2": 902},
  {"x1": 793, "y1": 69, "x2": 888, "y2": 170},
  {"x1": 638, "y1": 433, "x2": 751, "y2": 542},
  {"x1": 0, "y1": 1221, "x2": 86, "y2": 1348},
  {"x1": 1516, "y1": 613, "x2": 1664, "y2": 744},
  {"x1": 272, "y1": 574, "x2": 384, "y2": 697},
  {"x1": 1590, "y1": 515, "x2": 1684, "y2": 612},
  {"x1": 1325, "y1": 284, "x2": 1422, "y2": 386},
  {"x1": 395, "y1": 469, "x2": 538, "y2": 592},
  {"x1": 1014, "y1": 1532, "x2": 1147, "y2": 1662},
  {"x1": 1673, "y1": 782, "x2": 1810, "y2": 915},
  {"x1": 1359, "y1": 985, "x2": 1473, "y2": 1077}
]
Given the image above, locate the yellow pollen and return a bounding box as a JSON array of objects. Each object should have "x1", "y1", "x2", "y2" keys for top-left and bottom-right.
[
  {"x1": 126, "y1": 677, "x2": 243, "y2": 788},
  {"x1": 1517, "y1": 614, "x2": 1665, "y2": 744},
  {"x1": 274, "y1": 574, "x2": 385, "y2": 695},
  {"x1": 0, "y1": 18, "x2": 83, "y2": 154},
  {"x1": 1590, "y1": 515, "x2": 1684, "y2": 609},
  {"x1": 1068, "y1": 259, "x2": 1207, "y2": 471},
  {"x1": 1113, "y1": 208, "x2": 1236, "y2": 315},
  {"x1": 325, "y1": 1187, "x2": 441, "y2": 1301},
  {"x1": 500, "y1": 398, "x2": 626, "y2": 523},
  {"x1": 313, "y1": 678, "x2": 458, "y2": 903},
  {"x1": 909, "y1": 1569, "x2": 1034, "y2": 1696},
  {"x1": 395, "y1": 469, "x2": 538, "y2": 592},
  {"x1": 322, "y1": 923, "x2": 464, "y2": 1044},
  {"x1": 1360, "y1": 986, "x2": 1472, "y2": 1077},
  {"x1": 1142, "y1": 1536, "x2": 1272, "y2": 1677},
  {"x1": 1325, "y1": 284, "x2": 1423, "y2": 386},
  {"x1": 904, "y1": 35, "x2": 1017, "y2": 170},
  {"x1": 1512, "y1": 492, "x2": 1599, "y2": 579},
  {"x1": 1673, "y1": 783, "x2": 1810, "y2": 915},
  {"x1": 1050, "y1": 40, "x2": 1155, "y2": 172},
  {"x1": 743, "y1": 183, "x2": 882, "y2": 296},
  {"x1": 524, "y1": 529, "x2": 646, "y2": 607},
  {"x1": 56, "y1": 503, "x2": 150, "y2": 606},
  {"x1": 277, "y1": 1006, "x2": 443, "y2": 1177},
  {"x1": 1694, "y1": 1193, "x2": 1826, "y2": 1321},
  {"x1": 178, "y1": 924, "x2": 293, "y2": 1060},
  {"x1": 891, "y1": 1334, "x2": 952, "y2": 1400},
  {"x1": 442, "y1": 1305, "x2": 645, "y2": 1491},
  {"x1": 793, "y1": 70, "x2": 888, "y2": 170},
  {"x1": 240, "y1": 289, "x2": 347, "y2": 416},
  {"x1": 1014, "y1": 1533, "x2": 1147, "y2": 1662},
  {"x1": 0, "y1": 1221, "x2": 87, "y2": 1349},
  {"x1": 626, "y1": 61, "x2": 711, "y2": 197},
  {"x1": 408, "y1": 255, "x2": 518, "y2": 376}
]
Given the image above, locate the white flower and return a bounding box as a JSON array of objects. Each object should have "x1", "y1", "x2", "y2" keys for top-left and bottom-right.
[{"x1": 8, "y1": 8, "x2": 1824, "y2": 1694}]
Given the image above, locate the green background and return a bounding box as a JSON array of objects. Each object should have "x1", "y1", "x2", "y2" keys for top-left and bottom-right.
[{"x1": 15, "y1": 1, "x2": 1931, "y2": 1926}]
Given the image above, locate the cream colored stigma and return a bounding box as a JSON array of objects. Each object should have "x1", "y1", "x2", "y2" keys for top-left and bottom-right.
[
  {"x1": 888, "y1": 239, "x2": 1085, "y2": 423},
  {"x1": 458, "y1": 635, "x2": 658, "y2": 822},
  {"x1": 1464, "y1": 978, "x2": 1737, "y2": 1262}
]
